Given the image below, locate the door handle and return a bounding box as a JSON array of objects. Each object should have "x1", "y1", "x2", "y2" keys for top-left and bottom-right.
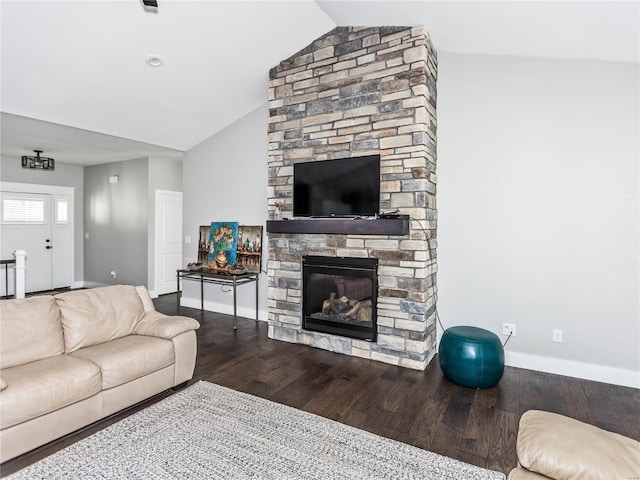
[{"x1": 46, "y1": 246, "x2": 53, "y2": 249}]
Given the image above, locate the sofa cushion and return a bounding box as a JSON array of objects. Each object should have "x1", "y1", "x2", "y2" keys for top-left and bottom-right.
[
  {"x1": 516, "y1": 410, "x2": 640, "y2": 480},
  {"x1": 70, "y1": 335, "x2": 174, "y2": 389},
  {"x1": 56, "y1": 285, "x2": 145, "y2": 353},
  {"x1": 0, "y1": 295, "x2": 64, "y2": 368},
  {"x1": 133, "y1": 311, "x2": 200, "y2": 339},
  {"x1": 0, "y1": 355, "x2": 102, "y2": 429},
  {"x1": 135, "y1": 285, "x2": 156, "y2": 313}
]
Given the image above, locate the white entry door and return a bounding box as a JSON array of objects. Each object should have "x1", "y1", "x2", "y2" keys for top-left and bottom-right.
[
  {"x1": 0, "y1": 189, "x2": 73, "y2": 295},
  {"x1": 155, "y1": 190, "x2": 182, "y2": 295},
  {"x1": 0, "y1": 192, "x2": 53, "y2": 293}
]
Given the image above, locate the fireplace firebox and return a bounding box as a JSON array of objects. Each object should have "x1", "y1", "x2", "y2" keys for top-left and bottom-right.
[{"x1": 302, "y1": 256, "x2": 378, "y2": 342}]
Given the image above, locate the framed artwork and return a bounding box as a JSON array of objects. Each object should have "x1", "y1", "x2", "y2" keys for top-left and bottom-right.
[
  {"x1": 197, "y1": 225, "x2": 210, "y2": 264},
  {"x1": 208, "y1": 222, "x2": 239, "y2": 270},
  {"x1": 236, "y1": 225, "x2": 263, "y2": 273}
]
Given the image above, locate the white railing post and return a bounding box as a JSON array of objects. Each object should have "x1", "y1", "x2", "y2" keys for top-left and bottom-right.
[{"x1": 13, "y1": 250, "x2": 26, "y2": 299}]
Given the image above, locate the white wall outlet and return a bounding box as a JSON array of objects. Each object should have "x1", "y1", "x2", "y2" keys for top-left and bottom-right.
[
  {"x1": 110, "y1": 270, "x2": 116, "y2": 278},
  {"x1": 553, "y1": 329, "x2": 563, "y2": 343},
  {"x1": 185, "y1": 235, "x2": 191, "y2": 244},
  {"x1": 502, "y1": 323, "x2": 517, "y2": 336}
]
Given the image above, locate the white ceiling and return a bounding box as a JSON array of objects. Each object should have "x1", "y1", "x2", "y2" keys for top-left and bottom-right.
[{"x1": 1, "y1": 0, "x2": 638, "y2": 167}]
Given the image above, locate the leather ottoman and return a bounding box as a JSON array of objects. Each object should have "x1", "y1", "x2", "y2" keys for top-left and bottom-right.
[{"x1": 439, "y1": 325, "x2": 504, "y2": 388}]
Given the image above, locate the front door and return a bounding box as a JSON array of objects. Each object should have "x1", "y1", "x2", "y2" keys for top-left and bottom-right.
[
  {"x1": 0, "y1": 192, "x2": 53, "y2": 293},
  {"x1": 0, "y1": 190, "x2": 73, "y2": 294}
]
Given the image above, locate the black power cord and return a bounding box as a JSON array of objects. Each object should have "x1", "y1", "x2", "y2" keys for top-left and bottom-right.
[{"x1": 410, "y1": 215, "x2": 510, "y2": 348}]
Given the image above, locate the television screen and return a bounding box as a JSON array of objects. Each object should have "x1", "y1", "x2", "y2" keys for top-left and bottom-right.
[{"x1": 293, "y1": 155, "x2": 380, "y2": 217}]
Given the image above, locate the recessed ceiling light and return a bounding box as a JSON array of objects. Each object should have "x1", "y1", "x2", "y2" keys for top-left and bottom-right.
[{"x1": 145, "y1": 55, "x2": 165, "y2": 67}]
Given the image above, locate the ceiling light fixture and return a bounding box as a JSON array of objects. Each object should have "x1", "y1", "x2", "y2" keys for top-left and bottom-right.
[
  {"x1": 145, "y1": 55, "x2": 165, "y2": 67},
  {"x1": 21, "y1": 150, "x2": 55, "y2": 170}
]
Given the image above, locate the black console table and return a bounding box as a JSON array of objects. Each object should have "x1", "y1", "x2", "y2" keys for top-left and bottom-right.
[
  {"x1": 176, "y1": 268, "x2": 259, "y2": 330},
  {"x1": 266, "y1": 215, "x2": 409, "y2": 235}
]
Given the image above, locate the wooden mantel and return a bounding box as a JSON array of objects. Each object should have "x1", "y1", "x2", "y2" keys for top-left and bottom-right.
[{"x1": 266, "y1": 216, "x2": 409, "y2": 236}]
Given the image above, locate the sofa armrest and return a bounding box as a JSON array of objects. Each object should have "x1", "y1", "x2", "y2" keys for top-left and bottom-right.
[
  {"x1": 132, "y1": 311, "x2": 200, "y2": 339},
  {"x1": 507, "y1": 467, "x2": 548, "y2": 480},
  {"x1": 516, "y1": 410, "x2": 640, "y2": 480}
]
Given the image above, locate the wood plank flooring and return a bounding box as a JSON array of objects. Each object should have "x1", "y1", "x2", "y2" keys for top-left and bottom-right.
[{"x1": 2, "y1": 294, "x2": 639, "y2": 477}]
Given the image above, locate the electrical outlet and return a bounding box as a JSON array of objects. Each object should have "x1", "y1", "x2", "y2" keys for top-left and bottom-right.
[
  {"x1": 502, "y1": 323, "x2": 517, "y2": 336},
  {"x1": 110, "y1": 270, "x2": 117, "y2": 278},
  {"x1": 185, "y1": 235, "x2": 191, "y2": 244},
  {"x1": 553, "y1": 329, "x2": 563, "y2": 343}
]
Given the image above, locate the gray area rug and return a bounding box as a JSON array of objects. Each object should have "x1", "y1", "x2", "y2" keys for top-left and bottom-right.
[{"x1": 9, "y1": 381, "x2": 506, "y2": 479}]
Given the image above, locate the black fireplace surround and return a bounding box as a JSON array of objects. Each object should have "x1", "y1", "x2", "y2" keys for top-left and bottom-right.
[{"x1": 302, "y1": 256, "x2": 378, "y2": 342}]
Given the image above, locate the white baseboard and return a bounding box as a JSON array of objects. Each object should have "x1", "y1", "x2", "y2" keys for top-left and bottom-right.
[
  {"x1": 180, "y1": 295, "x2": 268, "y2": 322},
  {"x1": 505, "y1": 351, "x2": 640, "y2": 389}
]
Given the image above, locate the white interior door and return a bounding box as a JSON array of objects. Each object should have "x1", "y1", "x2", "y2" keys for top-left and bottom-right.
[
  {"x1": 155, "y1": 190, "x2": 182, "y2": 295},
  {"x1": 1, "y1": 192, "x2": 53, "y2": 293}
]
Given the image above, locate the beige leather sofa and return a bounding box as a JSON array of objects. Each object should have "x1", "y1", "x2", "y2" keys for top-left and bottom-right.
[
  {"x1": 0, "y1": 285, "x2": 200, "y2": 463},
  {"x1": 508, "y1": 410, "x2": 640, "y2": 480}
]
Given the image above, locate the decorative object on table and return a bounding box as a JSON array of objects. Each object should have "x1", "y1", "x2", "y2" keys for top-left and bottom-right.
[
  {"x1": 228, "y1": 266, "x2": 248, "y2": 275},
  {"x1": 438, "y1": 326, "x2": 504, "y2": 389},
  {"x1": 236, "y1": 225, "x2": 263, "y2": 273},
  {"x1": 208, "y1": 222, "x2": 239, "y2": 269},
  {"x1": 7, "y1": 381, "x2": 506, "y2": 480}
]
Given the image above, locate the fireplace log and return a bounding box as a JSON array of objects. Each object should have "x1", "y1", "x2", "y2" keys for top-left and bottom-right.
[
  {"x1": 344, "y1": 299, "x2": 372, "y2": 318},
  {"x1": 322, "y1": 294, "x2": 372, "y2": 322}
]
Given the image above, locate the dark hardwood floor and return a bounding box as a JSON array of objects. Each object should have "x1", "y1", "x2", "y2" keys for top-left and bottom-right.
[{"x1": 3, "y1": 293, "x2": 639, "y2": 477}]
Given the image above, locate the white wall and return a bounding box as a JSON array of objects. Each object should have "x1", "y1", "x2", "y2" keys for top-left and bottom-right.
[
  {"x1": 182, "y1": 105, "x2": 269, "y2": 320},
  {"x1": 437, "y1": 53, "x2": 639, "y2": 387}
]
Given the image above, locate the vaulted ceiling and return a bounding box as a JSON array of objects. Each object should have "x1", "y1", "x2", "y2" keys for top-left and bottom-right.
[{"x1": 1, "y1": 1, "x2": 638, "y2": 166}]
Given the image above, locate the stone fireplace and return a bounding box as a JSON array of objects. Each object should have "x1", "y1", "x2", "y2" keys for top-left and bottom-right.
[{"x1": 266, "y1": 26, "x2": 438, "y2": 370}]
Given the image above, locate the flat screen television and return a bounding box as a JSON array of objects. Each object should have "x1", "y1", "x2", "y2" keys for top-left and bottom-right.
[{"x1": 293, "y1": 155, "x2": 380, "y2": 217}]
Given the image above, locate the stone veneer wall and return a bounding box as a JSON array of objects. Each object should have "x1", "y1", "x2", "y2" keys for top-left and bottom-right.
[{"x1": 267, "y1": 26, "x2": 438, "y2": 369}]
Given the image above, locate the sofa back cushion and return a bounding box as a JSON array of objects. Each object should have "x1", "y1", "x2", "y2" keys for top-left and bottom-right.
[
  {"x1": 56, "y1": 285, "x2": 145, "y2": 353},
  {"x1": 0, "y1": 295, "x2": 64, "y2": 368}
]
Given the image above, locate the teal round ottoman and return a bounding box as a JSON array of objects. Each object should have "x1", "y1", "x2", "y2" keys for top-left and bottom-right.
[{"x1": 439, "y1": 326, "x2": 504, "y2": 388}]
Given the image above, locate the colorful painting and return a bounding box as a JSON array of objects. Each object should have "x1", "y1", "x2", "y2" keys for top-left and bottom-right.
[{"x1": 208, "y1": 222, "x2": 239, "y2": 269}]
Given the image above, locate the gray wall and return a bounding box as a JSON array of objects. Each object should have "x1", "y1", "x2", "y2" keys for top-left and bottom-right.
[
  {"x1": 181, "y1": 55, "x2": 638, "y2": 387},
  {"x1": 182, "y1": 105, "x2": 268, "y2": 319},
  {"x1": 84, "y1": 158, "x2": 149, "y2": 286},
  {"x1": 0, "y1": 155, "x2": 84, "y2": 285}
]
